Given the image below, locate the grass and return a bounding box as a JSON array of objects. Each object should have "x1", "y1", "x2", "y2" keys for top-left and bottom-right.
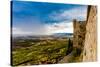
[{"x1": 12, "y1": 38, "x2": 69, "y2": 66}]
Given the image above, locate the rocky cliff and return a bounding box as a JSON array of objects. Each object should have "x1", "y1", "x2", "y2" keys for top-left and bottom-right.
[
  {"x1": 73, "y1": 5, "x2": 97, "y2": 62},
  {"x1": 83, "y1": 6, "x2": 97, "y2": 62}
]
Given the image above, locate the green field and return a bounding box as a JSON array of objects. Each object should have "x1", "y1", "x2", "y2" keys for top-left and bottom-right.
[{"x1": 12, "y1": 38, "x2": 72, "y2": 66}]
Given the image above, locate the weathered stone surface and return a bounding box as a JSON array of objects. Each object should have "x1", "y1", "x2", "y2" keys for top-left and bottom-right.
[
  {"x1": 73, "y1": 5, "x2": 97, "y2": 62},
  {"x1": 73, "y1": 19, "x2": 86, "y2": 57},
  {"x1": 83, "y1": 6, "x2": 97, "y2": 62}
]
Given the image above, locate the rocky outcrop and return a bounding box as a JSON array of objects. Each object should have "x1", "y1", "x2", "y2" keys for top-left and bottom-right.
[
  {"x1": 73, "y1": 5, "x2": 97, "y2": 62},
  {"x1": 83, "y1": 6, "x2": 97, "y2": 61}
]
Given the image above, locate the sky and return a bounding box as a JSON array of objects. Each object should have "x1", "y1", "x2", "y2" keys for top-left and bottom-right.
[{"x1": 12, "y1": 1, "x2": 88, "y2": 36}]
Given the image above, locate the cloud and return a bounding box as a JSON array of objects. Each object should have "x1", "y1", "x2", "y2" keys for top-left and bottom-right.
[
  {"x1": 12, "y1": 2, "x2": 87, "y2": 36},
  {"x1": 13, "y1": 21, "x2": 73, "y2": 36},
  {"x1": 46, "y1": 21, "x2": 73, "y2": 34},
  {"x1": 12, "y1": 26, "x2": 47, "y2": 36},
  {"x1": 12, "y1": 16, "x2": 48, "y2": 36},
  {"x1": 12, "y1": 27, "x2": 33, "y2": 36},
  {"x1": 48, "y1": 6, "x2": 87, "y2": 21}
]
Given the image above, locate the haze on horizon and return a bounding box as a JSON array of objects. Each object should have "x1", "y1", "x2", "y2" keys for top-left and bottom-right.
[{"x1": 12, "y1": 1, "x2": 87, "y2": 36}]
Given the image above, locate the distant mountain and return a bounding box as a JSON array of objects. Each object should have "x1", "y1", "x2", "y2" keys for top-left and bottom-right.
[
  {"x1": 13, "y1": 33, "x2": 73, "y2": 39},
  {"x1": 52, "y1": 33, "x2": 73, "y2": 37}
]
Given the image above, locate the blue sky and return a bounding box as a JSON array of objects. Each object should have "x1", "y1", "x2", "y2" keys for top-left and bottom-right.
[{"x1": 12, "y1": 1, "x2": 88, "y2": 36}]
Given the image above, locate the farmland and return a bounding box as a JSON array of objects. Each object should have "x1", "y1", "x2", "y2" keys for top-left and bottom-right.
[{"x1": 12, "y1": 36, "x2": 73, "y2": 66}]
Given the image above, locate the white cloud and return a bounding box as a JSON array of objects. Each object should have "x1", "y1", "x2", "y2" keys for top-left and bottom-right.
[
  {"x1": 49, "y1": 6, "x2": 87, "y2": 21},
  {"x1": 12, "y1": 21, "x2": 73, "y2": 36},
  {"x1": 12, "y1": 27, "x2": 33, "y2": 36},
  {"x1": 12, "y1": 27, "x2": 49, "y2": 36},
  {"x1": 45, "y1": 6, "x2": 87, "y2": 35},
  {"x1": 13, "y1": 6, "x2": 87, "y2": 36},
  {"x1": 46, "y1": 21, "x2": 73, "y2": 34}
]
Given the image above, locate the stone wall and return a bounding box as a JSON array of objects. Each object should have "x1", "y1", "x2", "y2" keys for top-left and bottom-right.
[
  {"x1": 73, "y1": 19, "x2": 86, "y2": 56},
  {"x1": 83, "y1": 6, "x2": 97, "y2": 61}
]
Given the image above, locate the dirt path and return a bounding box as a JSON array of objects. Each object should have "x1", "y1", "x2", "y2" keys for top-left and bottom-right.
[{"x1": 58, "y1": 52, "x2": 74, "y2": 63}]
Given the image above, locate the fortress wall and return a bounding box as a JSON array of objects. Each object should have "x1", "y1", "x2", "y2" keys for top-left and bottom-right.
[
  {"x1": 83, "y1": 6, "x2": 97, "y2": 61},
  {"x1": 73, "y1": 20, "x2": 86, "y2": 51}
]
